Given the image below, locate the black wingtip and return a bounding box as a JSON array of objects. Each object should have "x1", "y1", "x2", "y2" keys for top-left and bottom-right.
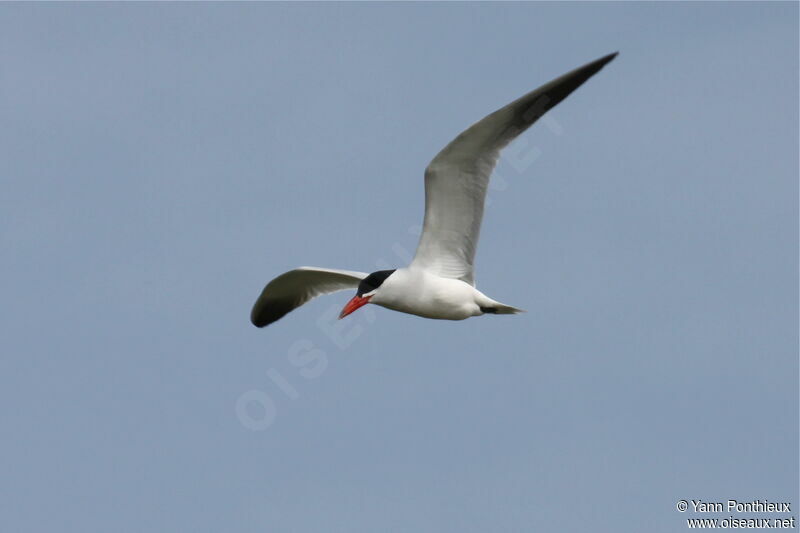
[
  {"x1": 250, "y1": 293, "x2": 287, "y2": 328},
  {"x1": 250, "y1": 309, "x2": 268, "y2": 328},
  {"x1": 593, "y1": 51, "x2": 619, "y2": 68},
  {"x1": 250, "y1": 302, "x2": 288, "y2": 328},
  {"x1": 564, "y1": 51, "x2": 618, "y2": 85}
]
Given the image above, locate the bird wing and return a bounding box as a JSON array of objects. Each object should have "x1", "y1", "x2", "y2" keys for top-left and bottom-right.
[
  {"x1": 410, "y1": 52, "x2": 618, "y2": 285},
  {"x1": 251, "y1": 266, "x2": 368, "y2": 327}
]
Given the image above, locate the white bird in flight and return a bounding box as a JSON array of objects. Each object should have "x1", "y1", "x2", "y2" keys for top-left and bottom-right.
[{"x1": 251, "y1": 52, "x2": 617, "y2": 328}]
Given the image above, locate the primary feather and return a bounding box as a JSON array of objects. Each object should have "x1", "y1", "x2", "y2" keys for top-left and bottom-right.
[
  {"x1": 250, "y1": 267, "x2": 367, "y2": 327},
  {"x1": 411, "y1": 52, "x2": 618, "y2": 284}
]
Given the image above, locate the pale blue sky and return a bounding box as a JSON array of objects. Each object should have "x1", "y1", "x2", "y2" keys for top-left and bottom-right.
[{"x1": 1, "y1": 3, "x2": 797, "y2": 532}]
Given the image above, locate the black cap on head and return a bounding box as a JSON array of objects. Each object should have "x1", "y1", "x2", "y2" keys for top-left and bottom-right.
[{"x1": 357, "y1": 270, "x2": 395, "y2": 296}]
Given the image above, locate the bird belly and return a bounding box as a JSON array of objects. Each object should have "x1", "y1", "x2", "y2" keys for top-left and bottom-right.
[
  {"x1": 377, "y1": 298, "x2": 476, "y2": 321},
  {"x1": 371, "y1": 270, "x2": 480, "y2": 320}
]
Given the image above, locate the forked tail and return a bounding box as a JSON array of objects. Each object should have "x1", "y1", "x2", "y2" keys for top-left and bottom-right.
[{"x1": 479, "y1": 302, "x2": 526, "y2": 315}]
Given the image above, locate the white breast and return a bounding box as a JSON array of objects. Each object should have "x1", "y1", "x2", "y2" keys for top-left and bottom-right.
[{"x1": 369, "y1": 267, "x2": 483, "y2": 320}]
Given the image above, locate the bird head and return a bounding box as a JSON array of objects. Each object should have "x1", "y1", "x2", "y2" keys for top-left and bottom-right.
[{"x1": 339, "y1": 269, "x2": 396, "y2": 319}]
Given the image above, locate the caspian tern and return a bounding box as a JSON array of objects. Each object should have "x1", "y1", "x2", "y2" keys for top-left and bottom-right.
[{"x1": 251, "y1": 52, "x2": 617, "y2": 328}]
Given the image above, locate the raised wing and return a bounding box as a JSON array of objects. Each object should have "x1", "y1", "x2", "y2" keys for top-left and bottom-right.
[
  {"x1": 251, "y1": 266, "x2": 367, "y2": 327},
  {"x1": 411, "y1": 52, "x2": 618, "y2": 284}
]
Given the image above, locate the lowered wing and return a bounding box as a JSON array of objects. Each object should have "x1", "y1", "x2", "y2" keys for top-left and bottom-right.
[{"x1": 251, "y1": 266, "x2": 368, "y2": 327}]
